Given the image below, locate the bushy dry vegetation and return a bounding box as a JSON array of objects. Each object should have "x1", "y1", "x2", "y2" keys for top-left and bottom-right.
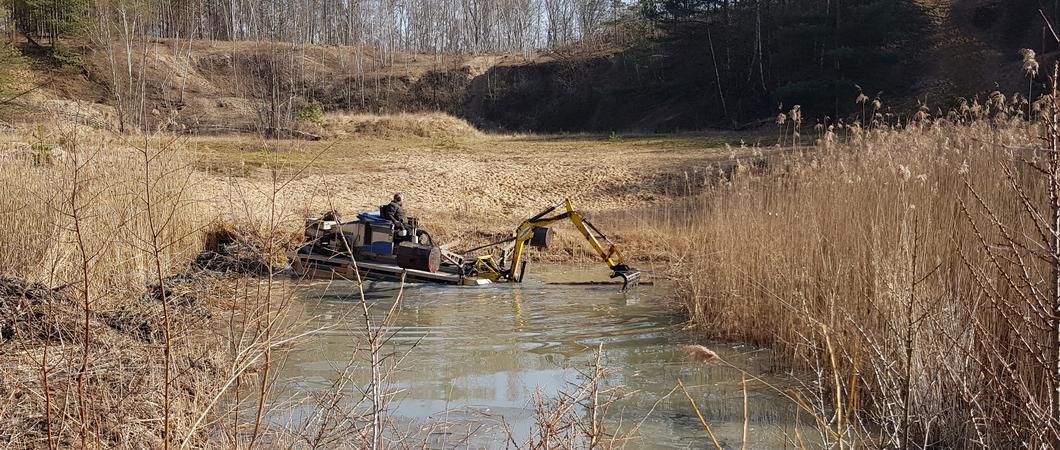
[
  {"x1": 0, "y1": 125, "x2": 238, "y2": 447},
  {"x1": 0, "y1": 131, "x2": 204, "y2": 289},
  {"x1": 673, "y1": 98, "x2": 1060, "y2": 445},
  {"x1": 0, "y1": 124, "x2": 313, "y2": 448},
  {"x1": 314, "y1": 112, "x2": 483, "y2": 140}
]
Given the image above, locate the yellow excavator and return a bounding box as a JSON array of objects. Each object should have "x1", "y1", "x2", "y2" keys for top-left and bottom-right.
[
  {"x1": 464, "y1": 199, "x2": 642, "y2": 290},
  {"x1": 291, "y1": 199, "x2": 641, "y2": 291}
]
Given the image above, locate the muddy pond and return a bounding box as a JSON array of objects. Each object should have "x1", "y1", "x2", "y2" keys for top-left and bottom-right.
[{"x1": 269, "y1": 265, "x2": 805, "y2": 448}]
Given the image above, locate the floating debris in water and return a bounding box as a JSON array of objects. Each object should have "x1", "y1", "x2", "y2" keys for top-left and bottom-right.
[{"x1": 682, "y1": 344, "x2": 722, "y2": 365}]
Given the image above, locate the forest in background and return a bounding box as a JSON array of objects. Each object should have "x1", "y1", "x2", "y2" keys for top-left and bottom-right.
[{"x1": 1, "y1": 0, "x2": 1058, "y2": 131}]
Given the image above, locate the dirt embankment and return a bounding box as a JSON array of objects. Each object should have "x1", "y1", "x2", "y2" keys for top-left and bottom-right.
[
  {"x1": 12, "y1": 3, "x2": 1050, "y2": 136},
  {"x1": 461, "y1": 54, "x2": 713, "y2": 132},
  {"x1": 28, "y1": 40, "x2": 726, "y2": 133},
  {"x1": 53, "y1": 41, "x2": 541, "y2": 133},
  {"x1": 910, "y1": 0, "x2": 1058, "y2": 102}
]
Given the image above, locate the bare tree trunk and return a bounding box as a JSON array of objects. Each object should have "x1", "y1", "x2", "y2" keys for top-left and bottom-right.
[
  {"x1": 1050, "y1": 61, "x2": 1060, "y2": 442},
  {"x1": 705, "y1": 22, "x2": 728, "y2": 122},
  {"x1": 71, "y1": 156, "x2": 92, "y2": 449}
]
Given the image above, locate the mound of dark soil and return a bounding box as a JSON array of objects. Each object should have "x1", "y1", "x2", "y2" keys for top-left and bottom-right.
[
  {"x1": 192, "y1": 223, "x2": 273, "y2": 275},
  {"x1": 0, "y1": 274, "x2": 217, "y2": 345},
  {"x1": 0, "y1": 275, "x2": 226, "y2": 447}
]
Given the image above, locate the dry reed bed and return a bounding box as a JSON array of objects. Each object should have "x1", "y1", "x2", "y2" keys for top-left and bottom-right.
[
  {"x1": 0, "y1": 130, "x2": 205, "y2": 292},
  {"x1": 0, "y1": 127, "x2": 241, "y2": 448},
  {"x1": 675, "y1": 119, "x2": 1055, "y2": 447},
  {"x1": 0, "y1": 126, "x2": 329, "y2": 448}
]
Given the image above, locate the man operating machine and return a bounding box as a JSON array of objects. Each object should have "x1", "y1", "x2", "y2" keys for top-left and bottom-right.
[{"x1": 380, "y1": 193, "x2": 432, "y2": 245}]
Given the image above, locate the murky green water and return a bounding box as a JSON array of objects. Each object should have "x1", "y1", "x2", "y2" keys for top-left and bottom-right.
[{"x1": 271, "y1": 265, "x2": 804, "y2": 449}]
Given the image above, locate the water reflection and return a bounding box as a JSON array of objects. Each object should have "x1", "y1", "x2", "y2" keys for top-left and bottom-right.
[{"x1": 273, "y1": 265, "x2": 804, "y2": 448}]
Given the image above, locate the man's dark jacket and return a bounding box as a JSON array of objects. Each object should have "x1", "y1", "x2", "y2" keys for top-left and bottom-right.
[{"x1": 380, "y1": 201, "x2": 407, "y2": 228}]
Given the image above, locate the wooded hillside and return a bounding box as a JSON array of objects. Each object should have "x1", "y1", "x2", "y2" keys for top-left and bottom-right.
[{"x1": 1, "y1": 0, "x2": 1056, "y2": 132}]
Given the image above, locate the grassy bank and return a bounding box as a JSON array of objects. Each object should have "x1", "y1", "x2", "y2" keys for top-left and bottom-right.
[
  {"x1": 182, "y1": 114, "x2": 762, "y2": 265},
  {"x1": 673, "y1": 116, "x2": 1058, "y2": 446}
]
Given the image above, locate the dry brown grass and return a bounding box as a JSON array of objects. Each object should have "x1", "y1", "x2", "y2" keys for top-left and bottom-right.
[
  {"x1": 0, "y1": 121, "x2": 394, "y2": 448},
  {"x1": 0, "y1": 123, "x2": 258, "y2": 448},
  {"x1": 0, "y1": 127, "x2": 206, "y2": 291},
  {"x1": 180, "y1": 121, "x2": 757, "y2": 267},
  {"x1": 672, "y1": 114, "x2": 1059, "y2": 446},
  {"x1": 315, "y1": 112, "x2": 483, "y2": 139}
]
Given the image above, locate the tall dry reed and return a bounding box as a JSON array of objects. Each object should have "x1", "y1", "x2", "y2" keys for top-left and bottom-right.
[
  {"x1": 674, "y1": 113, "x2": 1058, "y2": 446},
  {"x1": 0, "y1": 125, "x2": 206, "y2": 293},
  {"x1": 0, "y1": 122, "x2": 231, "y2": 448}
]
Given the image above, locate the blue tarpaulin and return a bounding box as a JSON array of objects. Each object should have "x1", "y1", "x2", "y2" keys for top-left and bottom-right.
[{"x1": 356, "y1": 211, "x2": 390, "y2": 225}]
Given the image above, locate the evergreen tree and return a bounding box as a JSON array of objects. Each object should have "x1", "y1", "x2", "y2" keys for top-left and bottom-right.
[
  {"x1": 640, "y1": 0, "x2": 926, "y2": 119},
  {"x1": 8, "y1": 0, "x2": 89, "y2": 48}
]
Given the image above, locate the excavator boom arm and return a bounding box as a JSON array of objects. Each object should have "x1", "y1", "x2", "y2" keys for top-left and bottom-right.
[{"x1": 504, "y1": 199, "x2": 640, "y2": 290}]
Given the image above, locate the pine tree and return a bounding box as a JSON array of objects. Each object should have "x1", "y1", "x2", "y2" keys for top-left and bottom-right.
[
  {"x1": 8, "y1": 0, "x2": 89, "y2": 49},
  {"x1": 638, "y1": 0, "x2": 925, "y2": 119}
]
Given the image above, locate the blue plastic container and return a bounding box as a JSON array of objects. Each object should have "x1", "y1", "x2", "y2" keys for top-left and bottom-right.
[{"x1": 367, "y1": 241, "x2": 394, "y2": 255}]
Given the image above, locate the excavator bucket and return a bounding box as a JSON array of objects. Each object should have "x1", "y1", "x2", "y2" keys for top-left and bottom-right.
[{"x1": 609, "y1": 265, "x2": 641, "y2": 292}]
